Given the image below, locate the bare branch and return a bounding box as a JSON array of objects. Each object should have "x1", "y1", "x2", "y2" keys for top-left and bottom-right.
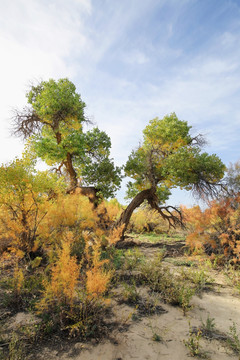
[
  {"x1": 11, "y1": 107, "x2": 42, "y2": 139},
  {"x1": 189, "y1": 134, "x2": 208, "y2": 147},
  {"x1": 147, "y1": 191, "x2": 184, "y2": 228},
  {"x1": 191, "y1": 178, "x2": 225, "y2": 201}
]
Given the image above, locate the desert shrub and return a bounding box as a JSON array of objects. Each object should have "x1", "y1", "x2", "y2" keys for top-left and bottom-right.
[
  {"x1": 180, "y1": 268, "x2": 213, "y2": 293},
  {"x1": 38, "y1": 193, "x2": 98, "y2": 253},
  {"x1": 140, "y1": 253, "x2": 194, "y2": 313},
  {"x1": 184, "y1": 325, "x2": 207, "y2": 358},
  {"x1": 85, "y1": 238, "x2": 112, "y2": 298},
  {"x1": 129, "y1": 204, "x2": 169, "y2": 233},
  {"x1": 36, "y1": 232, "x2": 112, "y2": 338},
  {"x1": 37, "y1": 238, "x2": 80, "y2": 316},
  {"x1": 183, "y1": 196, "x2": 240, "y2": 265},
  {"x1": 0, "y1": 158, "x2": 60, "y2": 255},
  {"x1": 99, "y1": 198, "x2": 122, "y2": 223}
]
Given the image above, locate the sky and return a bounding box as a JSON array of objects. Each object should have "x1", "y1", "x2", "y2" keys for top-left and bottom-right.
[{"x1": 0, "y1": 0, "x2": 240, "y2": 206}]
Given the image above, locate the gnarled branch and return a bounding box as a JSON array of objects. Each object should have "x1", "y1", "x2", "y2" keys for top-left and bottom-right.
[{"x1": 11, "y1": 107, "x2": 43, "y2": 139}]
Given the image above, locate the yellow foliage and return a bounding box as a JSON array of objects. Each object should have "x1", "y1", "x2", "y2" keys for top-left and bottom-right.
[
  {"x1": 106, "y1": 224, "x2": 124, "y2": 245},
  {"x1": 85, "y1": 240, "x2": 111, "y2": 298},
  {"x1": 86, "y1": 267, "x2": 111, "y2": 298},
  {"x1": 38, "y1": 193, "x2": 98, "y2": 251},
  {"x1": 37, "y1": 238, "x2": 79, "y2": 312},
  {"x1": 104, "y1": 199, "x2": 122, "y2": 222},
  {"x1": 13, "y1": 264, "x2": 24, "y2": 296},
  {"x1": 130, "y1": 206, "x2": 168, "y2": 233}
]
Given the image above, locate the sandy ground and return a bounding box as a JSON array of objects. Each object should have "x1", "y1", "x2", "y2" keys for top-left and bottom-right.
[
  {"x1": 7, "y1": 269, "x2": 239, "y2": 360},
  {"x1": 2, "y1": 239, "x2": 240, "y2": 360}
]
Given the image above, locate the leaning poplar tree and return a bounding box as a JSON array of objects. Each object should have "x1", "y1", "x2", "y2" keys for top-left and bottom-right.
[
  {"x1": 116, "y1": 113, "x2": 225, "y2": 238},
  {"x1": 13, "y1": 78, "x2": 122, "y2": 199}
]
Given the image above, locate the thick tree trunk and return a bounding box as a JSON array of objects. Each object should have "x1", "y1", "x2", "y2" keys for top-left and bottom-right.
[
  {"x1": 65, "y1": 152, "x2": 78, "y2": 191},
  {"x1": 76, "y1": 186, "x2": 101, "y2": 208},
  {"x1": 115, "y1": 187, "x2": 156, "y2": 240}
]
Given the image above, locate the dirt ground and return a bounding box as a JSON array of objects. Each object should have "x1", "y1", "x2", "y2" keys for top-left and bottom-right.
[{"x1": 1, "y1": 237, "x2": 240, "y2": 360}]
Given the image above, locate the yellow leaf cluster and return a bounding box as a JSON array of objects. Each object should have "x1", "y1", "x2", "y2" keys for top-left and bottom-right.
[
  {"x1": 85, "y1": 240, "x2": 111, "y2": 298},
  {"x1": 37, "y1": 239, "x2": 79, "y2": 311},
  {"x1": 106, "y1": 224, "x2": 124, "y2": 245}
]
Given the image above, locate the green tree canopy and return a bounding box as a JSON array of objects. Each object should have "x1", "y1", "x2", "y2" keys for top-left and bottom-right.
[
  {"x1": 116, "y1": 113, "x2": 225, "y2": 236},
  {"x1": 13, "y1": 78, "x2": 122, "y2": 198},
  {"x1": 125, "y1": 113, "x2": 225, "y2": 199}
]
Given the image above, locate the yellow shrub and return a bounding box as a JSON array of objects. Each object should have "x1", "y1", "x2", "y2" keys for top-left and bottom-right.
[
  {"x1": 106, "y1": 224, "x2": 124, "y2": 245},
  {"x1": 38, "y1": 193, "x2": 98, "y2": 249},
  {"x1": 86, "y1": 240, "x2": 111, "y2": 298},
  {"x1": 13, "y1": 264, "x2": 24, "y2": 297},
  {"x1": 130, "y1": 205, "x2": 168, "y2": 233},
  {"x1": 37, "y1": 237, "x2": 79, "y2": 312}
]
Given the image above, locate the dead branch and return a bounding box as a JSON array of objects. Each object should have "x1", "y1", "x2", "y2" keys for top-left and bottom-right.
[{"x1": 11, "y1": 107, "x2": 42, "y2": 139}]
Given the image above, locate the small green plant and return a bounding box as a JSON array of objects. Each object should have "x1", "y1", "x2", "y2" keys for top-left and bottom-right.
[
  {"x1": 178, "y1": 286, "x2": 195, "y2": 315},
  {"x1": 224, "y1": 266, "x2": 240, "y2": 295},
  {"x1": 173, "y1": 259, "x2": 195, "y2": 267},
  {"x1": 148, "y1": 320, "x2": 162, "y2": 342},
  {"x1": 8, "y1": 332, "x2": 25, "y2": 360},
  {"x1": 141, "y1": 259, "x2": 194, "y2": 313},
  {"x1": 152, "y1": 332, "x2": 162, "y2": 342},
  {"x1": 122, "y1": 281, "x2": 140, "y2": 304},
  {"x1": 201, "y1": 315, "x2": 215, "y2": 334},
  {"x1": 181, "y1": 268, "x2": 213, "y2": 293},
  {"x1": 184, "y1": 325, "x2": 208, "y2": 358},
  {"x1": 184, "y1": 328, "x2": 202, "y2": 357},
  {"x1": 227, "y1": 322, "x2": 240, "y2": 355},
  {"x1": 123, "y1": 248, "x2": 146, "y2": 271},
  {"x1": 101, "y1": 247, "x2": 125, "y2": 271}
]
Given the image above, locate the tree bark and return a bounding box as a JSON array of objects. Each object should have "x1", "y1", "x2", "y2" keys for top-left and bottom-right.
[
  {"x1": 64, "y1": 152, "x2": 78, "y2": 191},
  {"x1": 115, "y1": 187, "x2": 156, "y2": 240}
]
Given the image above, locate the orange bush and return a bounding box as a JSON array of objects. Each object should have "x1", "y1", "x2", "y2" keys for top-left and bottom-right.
[
  {"x1": 37, "y1": 235, "x2": 80, "y2": 312},
  {"x1": 183, "y1": 196, "x2": 240, "y2": 264},
  {"x1": 85, "y1": 240, "x2": 111, "y2": 298}
]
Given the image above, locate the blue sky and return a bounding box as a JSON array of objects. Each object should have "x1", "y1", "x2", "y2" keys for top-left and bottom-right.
[{"x1": 0, "y1": 0, "x2": 240, "y2": 206}]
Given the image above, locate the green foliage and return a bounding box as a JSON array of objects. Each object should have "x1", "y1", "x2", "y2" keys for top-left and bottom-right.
[
  {"x1": 140, "y1": 253, "x2": 195, "y2": 313},
  {"x1": 79, "y1": 128, "x2": 122, "y2": 198},
  {"x1": 7, "y1": 332, "x2": 25, "y2": 360},
  {"x1": 122, "y1": 281, "x2": 140, "y2": 304},
  {"x1": 27, "y1": 78, "x2": 85, "y2": 124},
  {"x1": 180, "y1": 268, "x2": 213, "y2": 293},
  {"x1": 23, "y1": 78, "x2": 122, "y2": 197},
  {"x1": 184, "y1": 325, "x2": 207, "y2": 358},
  {"x1": 227, "y1": 322, "x2": 240, "y2": 354},
  {"x1": 201, "y1": 316, "x2": 216, "y2": 334},
  {"x1": 152, "y1": 332, "x2": 162, "y2": 342},
  {"x1": 224, "y1": 265, "x2": 240, "y2": 294},
  {"x1": 125, "y1": 113, "x2": 225, "y2": 201}
]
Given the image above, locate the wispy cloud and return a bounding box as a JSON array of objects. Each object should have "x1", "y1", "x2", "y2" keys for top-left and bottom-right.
[{"x1": 1, "y1": 0, "x2": 240, "y2": 206}]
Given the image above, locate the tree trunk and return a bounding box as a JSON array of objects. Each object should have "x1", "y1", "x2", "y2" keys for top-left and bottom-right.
[
  {"x1": 76, "y1": 186, "x2": 101, "y2": 208},
  {"x1": 115, "y1": 187, "x2": 156, "y2": 240},
  {"x1": 65, "y1": 152, "x2": 78, "y2": 190}
]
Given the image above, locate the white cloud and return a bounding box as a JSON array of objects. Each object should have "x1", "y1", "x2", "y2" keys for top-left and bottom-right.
[
  {"x1": 124, "y1": 50, "x2": 150, "y2": 65},
  {"x1": 0, "y1": 0, "x2": 92, "y2": 163}
]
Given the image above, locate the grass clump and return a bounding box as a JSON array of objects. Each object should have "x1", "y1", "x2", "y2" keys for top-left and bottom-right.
[
  {"x1": 227, "y1": 322, "x2": 240, "y2": 355},
  {"x1": 180, "y1": 268, "x2": 213, "y2": 294},
  {"x1": 140, "y1": 253, "x2": 195, "y2": 314},
  {"x1": 184, "y1": 323, "x2": 209, "y2": 358}
]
